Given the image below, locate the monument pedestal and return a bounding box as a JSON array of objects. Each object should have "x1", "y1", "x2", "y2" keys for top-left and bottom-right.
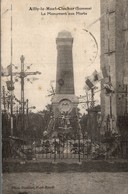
[{"x1": 52, "y1": 94, "x2": 79, "y2": 118}]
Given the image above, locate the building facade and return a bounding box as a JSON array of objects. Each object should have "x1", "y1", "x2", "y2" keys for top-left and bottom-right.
[{"x1": 100, "y1": 0, "x2": 128, "y2": 134}]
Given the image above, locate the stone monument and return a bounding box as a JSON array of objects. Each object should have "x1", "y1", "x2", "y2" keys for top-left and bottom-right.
[
  {"x1": 51, "y1": 30, "x2": 79, "y2": 138},
  {"x1": 52, "y1": 30, "x2": 79, "y2": 119}
]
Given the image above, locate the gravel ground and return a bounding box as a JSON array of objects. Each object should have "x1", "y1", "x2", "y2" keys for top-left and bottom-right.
[{"x1": 2, "y1": 172, "x2": 128, "y2": 194}]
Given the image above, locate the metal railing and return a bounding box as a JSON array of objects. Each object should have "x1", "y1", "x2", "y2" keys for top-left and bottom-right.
[{"x1": 2, "y1": 137, "x2": 128, "y2": 162}]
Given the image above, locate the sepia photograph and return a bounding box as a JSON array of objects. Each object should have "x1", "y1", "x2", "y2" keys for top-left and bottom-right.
[{"x1": 1, "y1": 0, "x2": 128, "y2": 194}]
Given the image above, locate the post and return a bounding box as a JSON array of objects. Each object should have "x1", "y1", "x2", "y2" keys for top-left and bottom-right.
[
  {"x1": 90, "y1": 88, "x2": 95, "y2": 108},
  {"x1": 107, "y1": 9, "x2": 113, "y2": 133},
  {"x1": 20, "y1": 55, "x2": 25, "y2": 135},
  {"x1": 2, "y1": 86, "x2": 6, "y2": 112},
  {"x1": 86, "y1": 92, "x2": 89, "y2": 110},
  {"x1": 10, "y1": 4, "x2": 13, "y2": 136},
  {"x1": 125, "y1": 84, "x2": 128, "y2": 114},
  {"x1": 76, "y1": 112, "x2": 81, "y2": 163},
  {"x1": 26, "y1": 99, "x2": 29, "y2": 114},
  {"x1": 54, "y1": 137, "x2": 56, "y2": 162}
]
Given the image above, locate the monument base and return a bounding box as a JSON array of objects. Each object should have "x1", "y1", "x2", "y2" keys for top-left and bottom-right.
[{"x1": 52, "y1": 94, "x2": 79, "y2": 118}]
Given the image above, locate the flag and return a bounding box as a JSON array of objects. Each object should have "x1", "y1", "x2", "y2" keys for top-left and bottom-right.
[
  {"x1": 85, "y1": 78, "x2": 94, "y2": 89},
  {"x1": 92, "y1": 70, "x2": 103, "y2": 81},
  {"x1": 85, "y1": 70, "x2": 103, "y2": 89},
  {"x1": 104, "y1": 83, "x2": 114, "y2": 94},
  {"x1": 88, "y1": 70, "x2": 103, "y2": 83},
  {"x1": 1, "y1": 65, "x2": 11, "y2": 76}
]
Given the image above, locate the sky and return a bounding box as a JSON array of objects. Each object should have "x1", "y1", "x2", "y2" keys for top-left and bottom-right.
[{"x1": 1, "y1": 0, "x2": 101, "y2": 113}]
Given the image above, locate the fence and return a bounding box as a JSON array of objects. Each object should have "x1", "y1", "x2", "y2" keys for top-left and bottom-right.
[{"x1": 2, "y1": 136, "x2": 128, "y2": 162}]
